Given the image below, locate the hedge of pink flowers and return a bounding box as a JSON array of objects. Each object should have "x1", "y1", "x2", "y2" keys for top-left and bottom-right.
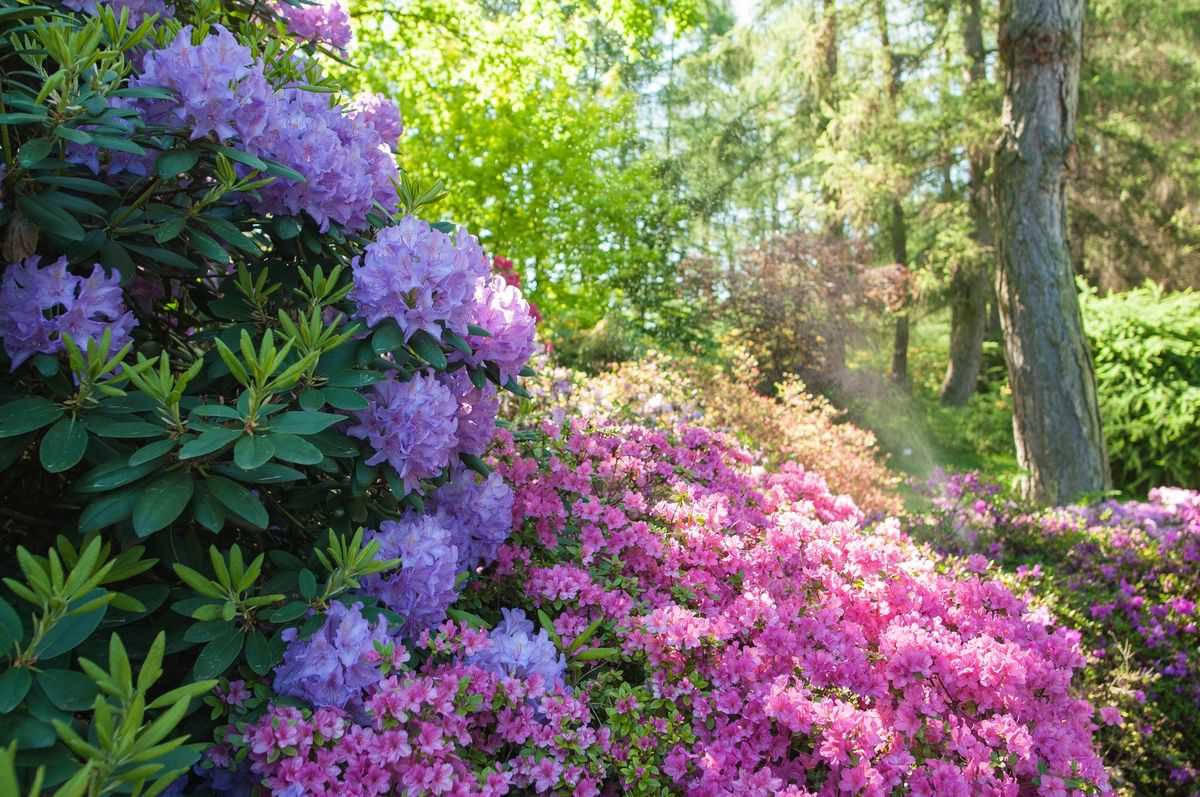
[
  {"x1": 909, "y1": 472, "x2": 1200, "y2": 796},
  {"x1": 209, "y1": 425, "x2": 1112, "y2": 795}
]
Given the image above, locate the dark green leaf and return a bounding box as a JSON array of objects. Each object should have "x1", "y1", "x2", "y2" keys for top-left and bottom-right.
[
  {"x1": 466, "y1": 324, "x2": 492, "y2": 338},
  {"x1": 233, "y1": 434, "x2": 275, "y2": 470},
  {"x1": 460, "y1": 453, "x2": 492, "y2": 477},
  {"x1": 0, "y1": 398, "x2": 63, "y2": 438},
  {"x1": 34, "y1": 669, "x2": 97, "y2": 712},
  {"x1": 178, "y1": 427, "x2": 241, "y2": 459},
  {"x1": 321, "y1": 387, "x2": 368, "y2": 411},
  {"x1": 0, "y1": 667, "x2": 31, "y2": 712},
  {"x1": 409, "y1": 329, "x2": 448, "y2": 369},
  {"x1": 193, "y1": 626, "x2": 243, "y2": 680},
  {"x1": 268, "y1": 602, "x2": 309, "y2": 623},
  {"x1": 0, "y1": 598, "x2": 23, "y2": 654},
  {"x1": 52, "y1": 125, "x2": 93, "y2": 145},
  {"x1": 214, "y1": 463, "x2": 304, "y2": 483},
  {"x1": 17, "y1": 193, "x2": 85, "y2": 241},
  {"x1": 155, "y1": 149, "x2": 200, "y2": 178},
  {"x1": 442, "y1": 328, "x2": 472, "y2": 355},
  {"x1": 297, "y1": 569, "x2": 317, "y2": 601},
  {"x1": 268, "y1": 411, "x2": 344, "y2": 435},
  {"x1": 76, "y1": 457, "x2": 162, "y2": 493},
  {"x1": 245, "y1": 631, "x2": 279, "y2": 675},
  {"x1": 206, "y1": 476, "x2": 268, "y2": 529},
  {"x1": 0, "y1": 716, "x2": 55, "y2": 749},
  {"x1": 371, "y1": 321, "x2": 404, "y2": 355},
  {"x1": 132, "y1": 470, "x2": 195, "y2": 536},
  {"x1": 86, "y1": 419, "x2": 165, "y2": 438},
  {"x1": 129, "y1": 438, "x2": 177, "y2": 466},
  {"x1": 184, "y1": 621, "x2": 234, "y2": 644},
  {"x1": 38, "y1": 416, "x2": 87, "y2": 473},
  {"x1": 18, "y1": 139, "x2": 53, "y2": 168},
  {"x1": 268, "y1": 433, "x2": 323, "y2": 465},
  {"x1": 78, "y1": 487, "x2": 139, "y2": 532},
  {"x1": 37, "y1": 176, "x2": 119, "y2": 197},
  {"x1": 324, "y1": 370, "x2": 385, "y2": 389},
  {"x1": 89, "y1": 134, "x2": 145, "y2": 156},
  {"x1": 36, "y1": 591, "x2": 107, "y2": 659},
  {"x1": 298, "y1": 388, "x2": 324, "y2": 411},
  {"x1": 190, "y1": 482, "x2": 227, "y2": 533}
]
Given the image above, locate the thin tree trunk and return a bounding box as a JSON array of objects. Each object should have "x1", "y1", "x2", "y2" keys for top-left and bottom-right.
[
  {"x1": 940, "y1": 0, "x2": 992, "y2": 405},
  {"x1": 876, "y1": 0, "x2": 910, "y2": 387},
  {"x1": 993, "y1": 0, "x2": 1109, "y2": 503}
]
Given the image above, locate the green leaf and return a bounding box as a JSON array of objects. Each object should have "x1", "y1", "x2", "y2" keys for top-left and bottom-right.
[
  {"x1": 17, "y1": 193, "x2": 85, "y2": 241},
  {"x1": 409, "y1": 329, "x2": 448, "y2": 369},
  {"x1": 321, "y1": 388, "x2": 368, "y2": 411},
  {"x1": 324, "y1": 370, "x2": 385, "y2": 389},
  {"x1": 214, "y1": 463, "x2": 304, "y2": 483},
  {"x1": 35, "y1": 669, "x2": 98, "y2": 712},
  {"x1": 371, "y1": 321, "x2": 405, "y2": 354},
  {"x1": 18, "y1": 139, "x2": 53, "y2": 168},
  {"x1": 206, "y1": 476, "x2": 268, "y2": 529},
  {"x1": 0, "y1": 398, "x2": 63, "y2": 438},
  {"x1": 466, "y1": 324, "x2": 492, "y2": 338},
  {"x1": 88, "y1": 420, "x2": 167, "y2": 439},
  {"x1": 245, "y1": 631, "x2": 279, "y2": 675},
  {"x1": 193, "y1": 627, "x2": 243, "y2": 680},
  {"x1": 268, "y1": 411, "x2": 344, "y2": 435},
  {"x1": 214, "y1": 145, "x2": 267, "y2": 172},
  {"x1": 298, "y1": 389, "x2": 324, "y2": 411},
  {"x1": 184, "y1": 621, "x2": 234, "y2": 644},
  {"x1": 572, "y1": 646, "x2": 620, "y2": 661},
  {"x1": 0, "y1": 598, "x2": 23, "y2": 654},
  {"x1": 460, "y1": 453, "x2": 492, "y2": 477},
  {"x1": 132, "y1": 470, "x2": 195, "y2": 537},
  {"x1": 442, "y1": 328, "x2": 472, "y2": 355},
  {"x1": 297, "y1": 569, "x2": 317, "y2": 601},
  {"x1": 38, "y1": 416, "x2": 87, "y2": 473},
  {"x1": 35, "y1": 592, "x2": 107, "y2": 659},
  {"x1": 76, "y1": 457, "x2": 162, "y2": 493},
  {"x1": 78, "y1": 487, "x2": 139, "y2": 532},
  {"x1": 233, "y1": 434, "x2": 275, "y2": 470},
  {"x1": 189, "y1": 483, "x2": 226, "y2": 533},
  {"x1": 178, "y1": 428, "x2": 241, "y2": 459},
  {"x1": 129, "y1": 438, "x2": 177, "y2": 467},
  {"x1": 268, "y1": 433, "x2": 324, "y2": 465},
  {"x1": 268, "y1": 602, "x2": 309, "y2": 623},
  {"x1": 0, "y1": 716, "x2": 55, "y2": 749},
  {"x1": 0, "y1": 667, "x2": 31, "y2": 712},
  {"x1": 155, "y1": 149, "x2": 200, "y2": 178}
]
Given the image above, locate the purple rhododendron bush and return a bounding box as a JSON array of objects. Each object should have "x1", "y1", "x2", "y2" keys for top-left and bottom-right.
[{"x1": 906, "y1": 474, "x2": 1200, "y2": 797}]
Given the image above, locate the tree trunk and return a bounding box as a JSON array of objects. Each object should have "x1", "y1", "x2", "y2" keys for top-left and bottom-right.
[
  {"x1": 993, "y1": 0, "x2": 1109, "y2": 503},
  {"x1": 888, "y1": 198, "x2": 909, "y2": 386},
  {"x1": 940, "y1": 0, "x2": 992, "y2": 406}
]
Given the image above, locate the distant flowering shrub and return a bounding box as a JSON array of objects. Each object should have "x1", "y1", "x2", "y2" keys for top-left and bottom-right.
[
  {"x1": 521, "y1": 348, "x2": 903, "y2": 515},
  {"x1": 909, "y1": 471, "x2": 1200, "y2": 796},
  {"x1": 274, "y1": 0, "x2": 354, "y2": 50}
]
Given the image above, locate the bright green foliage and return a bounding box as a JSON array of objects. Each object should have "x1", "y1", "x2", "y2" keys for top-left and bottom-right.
[
  {"x1": 344, "y1": 0, "x2": 700, "y2": 344},
  {"x1": 1082, "y1": 285, "x2": 1200, "y2": 494}
]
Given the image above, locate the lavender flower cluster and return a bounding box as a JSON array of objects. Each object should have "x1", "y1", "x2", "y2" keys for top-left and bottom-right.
[
  {"x1": 131, "y1": 25, "x2": 398, "y2": 231},
  {"x1": 272, "y1": 601, "x2": 393, "y2": 710},
  {"x1": 459, "y1": 275, "x2": 539, "y2": 384},
  {"x1": 348, "y1": 216, "x2": 491, "y2": 341},
  {"x1": 468, "y1": 608, "x2": 566, "y2": 688},
  {"x1": 0, "y1": 256, "x2": 136, "y2": 369},
  {"x1": 432, "y1": 470, "x2": 514, "y2": 570},
  {"x1": 362, "y1": 512, "x2": 462, "y2": 636},
  {"x1": 274, "y1": 0, "x2": 354, "y2": 51}
]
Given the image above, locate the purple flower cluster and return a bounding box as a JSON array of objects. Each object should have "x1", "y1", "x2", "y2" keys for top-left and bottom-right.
[
  {"x1": 134, "y1": 25, "x2": 396, "y2": 231},
  {"x1": 347, "y1": 373, "x2": 459, "y2": 491},
  {"x1": 459, "y1": 275, "x2": 538, "y2": 383},
  {"x1": 362, "y1": 512, "x2": 461, "y2": 636},
  {"x1": 63, "y1": 0, "x2": 171, "y2": 24},
  {"x1": 0, "y1": 257, "x2": 136, "y2": 370},
  {"x1": 273, "y1": 601, "x2": 392, "y2": 709},
  {"x1": 438, "y1": 369, "x2": 499, "y2": 458},
  {"x1": 432, "y1": 470, "x2": 514, "y2": 570},
  {"x1": 348, "y1": 217, "x2": 490, "y2": 341},
  {"x1": 274, "y1": 0, "x2": 354, "y2": 51},
  {"x1": 352, "y1": 92, "x2": 404, "y2": 150},
  {"x1": 468, "y1": 608, "x2": 565, "y2": 688}
]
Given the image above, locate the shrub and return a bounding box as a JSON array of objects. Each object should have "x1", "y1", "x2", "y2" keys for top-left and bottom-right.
[
  {"x1": 0, "y1": 2, "x2": 534, "y2": 793},
  {"x1": 1081, "y1": 284, "x2": 1200, "y2": 493},
  {"x1": 907, "y1": 472, "x2": 1200, "y2": 796},
  {"x1": 520, "y1": 349, "x2": 904, "y2": 515},
  {"x1": 218, "y1": 422, "x2": 1110, "y2": 795}
]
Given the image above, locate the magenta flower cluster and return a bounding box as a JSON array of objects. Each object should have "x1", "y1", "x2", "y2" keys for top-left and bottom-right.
[
  {"x1": 348, "y1": 216, "x2": 490, "y2": 341},
  {"x1": 226, "y1": 419, "x2": 1110, "y2": 795},
  {"x1": 133, "y1": 25, "x2": 397, "y2": 230},
  {"x1": 0, "y1": 256, "x2": 136, "y2": 369},
  {"x1": 274, "y1": 0, "x2": 354, "y2": 50}
]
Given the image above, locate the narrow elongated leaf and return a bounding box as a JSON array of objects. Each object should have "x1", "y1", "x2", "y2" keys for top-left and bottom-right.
[
  {"x1": 193, "y1": 627, "x2": 243, "y2": 680},
  {"x1": 206, "y1": 476, "x2": 268, "y2": 528},
  {"x1": 268, "y1": 411, "x2": 343, "y2": 435},
  {"x1": 178, "y1": 428, "x2": 241, "y2": 459},
  {"x1": 35, "y1": 592, "x2": 107, "y2": 659},
  {"x1": 17, "y1": 193, "x2": 85, "y2": 241},
  {"x1": 268, "y1": 433, "x2": 323, "y2": 465}
]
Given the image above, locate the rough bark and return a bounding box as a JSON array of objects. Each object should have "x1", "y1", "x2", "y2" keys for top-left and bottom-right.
[
  {"x1": 940, "y1": 0, "x2": 992, "y2": 406},
  {"x1": 992, "y1": 0, "x2": 1110, "y2": 503},
  {"x1": 877, "y1": 2, "x2": 909, "y2": 387}
]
